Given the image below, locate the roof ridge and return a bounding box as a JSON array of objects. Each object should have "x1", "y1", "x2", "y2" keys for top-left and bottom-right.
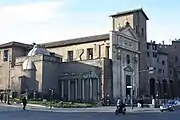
[
  {"x1": 43, "y1": 33, "x2": 109, "y2": 48},
  {"x1": 109, "y1": 8, "x2": 149, "y2": 20}
]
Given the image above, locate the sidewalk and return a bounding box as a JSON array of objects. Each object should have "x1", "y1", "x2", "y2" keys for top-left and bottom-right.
[{"x1": 0, "y1": 103, "x2": 159, "y2": 113}]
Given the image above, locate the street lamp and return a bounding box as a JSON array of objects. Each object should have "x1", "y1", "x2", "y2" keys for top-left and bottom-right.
[
  {"x1": 49, "y1": 89, "x2": 54, "y2": 110},
  {"x1": 33, "y1": 91, "x2": 36, "y2": 99},
  {"x1": 25, "y1": 89, "x2": 28, "y2": 99},
  {"x1": 7, "y1": 51, "x2": 11, "y2": 105},
  {"x1": 155, "y1": 91, "x2": 159, "y2": 108}
]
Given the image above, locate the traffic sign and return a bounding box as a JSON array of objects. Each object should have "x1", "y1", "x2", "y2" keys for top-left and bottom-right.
[
  {"x1": 127, "y1": 86, "x2": 132, "y2": 88},
  {"x1": 149, "y1": 67, "x2": 154, "y2": 74}
]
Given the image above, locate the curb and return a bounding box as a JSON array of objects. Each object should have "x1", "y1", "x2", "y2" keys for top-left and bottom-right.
[
  {"x1": 0, "y1": 104, "x2": 160, "y2": 113},
  {"x1": 27, "y1": 104, "x2": 47, "y2": 108}
]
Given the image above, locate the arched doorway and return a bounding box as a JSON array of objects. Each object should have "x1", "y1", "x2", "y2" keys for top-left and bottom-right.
[
  {"x1": 169, "y1": 80, "x2": 174, "y2": 99},
  {"x1": 162, "y1": 79, "x2": 168, "y2": 99},
  {"x1": 150, "y1": 78, "x2": 155, "y2": 98}
]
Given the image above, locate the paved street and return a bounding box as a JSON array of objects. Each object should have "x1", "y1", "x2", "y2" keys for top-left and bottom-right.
[{"x1": 0, "y1": 104, "x2": 180, "y2": 120}]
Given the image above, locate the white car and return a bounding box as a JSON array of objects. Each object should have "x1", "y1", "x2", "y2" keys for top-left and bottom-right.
[{"x1": 160, "y1": 100, "x2": 180, "y2": 112}]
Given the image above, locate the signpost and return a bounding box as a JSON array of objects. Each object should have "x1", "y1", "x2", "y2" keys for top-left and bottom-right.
[
  {"x1": 7, "y1": 51, "x2": 11, "y2": 105},
  {"x1": 125, "y1": 66, "x2": 154, "y2": 110},
  {"x1": 49, "y1": 89, "x2": 54, "y2": 112}
]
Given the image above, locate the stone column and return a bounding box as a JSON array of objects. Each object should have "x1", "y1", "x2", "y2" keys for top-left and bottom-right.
[
  {"x1": 68, "y1": 80, "x2": 71, "y2": 101},
  {"x1": 75, "y1": 79, "x2": 78, "y2": 100},
  {"x1": 82, "y1": 79, "x2": 85, "y2": 100},
  {"x1": 90, "y1": 79, "x2": 93, "y2": 100},
  {"x1": 61, "y1": 80, "x2": 64, "y2": 99},
  {"x1": 101, "y1": 58, "x2": 105, "y2": 99},
  {"x1": 97, "y1": 78, "x2": 100, "y2": 100}
]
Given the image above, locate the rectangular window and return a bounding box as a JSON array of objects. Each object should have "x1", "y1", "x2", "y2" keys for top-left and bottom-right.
[
  {"x1": 87, "y1": 48, "x2": 93, "y2": 60},
  {"x1": 175, "y1": 56, "x2": 178, "y2": 62},
  {"x1": 147, "y1": 52, "x2": 149, "y2": 57},
  {"x1": 141, "y1": 28, "x2": 144, "y2": 36},
  {"x1": 3, "y1": 50, "x2": 8, "y2": 62},
  {"x1": 105, "y1": 46, "x2": 110, "y2": 58},
  {"x1": 162, "y1": 60, "x2": 165, "y2": 65},
  {"x1": 147, "y1": 43, "x2": 150, "y2": 49},
  {"x1": 158, "y1": 69, "x2": 162, "y2": 73},
  {"x1": 67, "y1": 50, "x2": 73, "y2": 61}
]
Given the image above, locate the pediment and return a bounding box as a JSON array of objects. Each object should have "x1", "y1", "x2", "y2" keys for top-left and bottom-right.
[
  {"x1": 124, "y1": 65, "x2": 134, "y2": 72},
  {"x1": 118, "y1": 26, "x2": 139, "y2": 40}
]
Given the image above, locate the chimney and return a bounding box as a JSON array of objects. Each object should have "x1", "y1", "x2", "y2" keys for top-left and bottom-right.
[{"x1": 162, "y1": 41, "x2": 164, "y2": 45}]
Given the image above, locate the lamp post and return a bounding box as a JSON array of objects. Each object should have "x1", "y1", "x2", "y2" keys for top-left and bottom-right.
[
  {"x1": 7, "y1": 51, "x2": 11, "y2": 105},
  {"x1": 49, "y1": 89, "x2": 54, "y2": 110},
  {"x1": 25, "y1": 89, "x2": 28, "y2": 99},
  {"x1": 156, "y1": 91, "x2": 159, "y2": 108},
  {"x1": 33, "y1": 91, "x2": 36, "y2": 99}
]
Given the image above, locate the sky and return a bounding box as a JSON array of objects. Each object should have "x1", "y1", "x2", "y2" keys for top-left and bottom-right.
[{"x1": 0, "y1": 0, "x2": 180, "y2": 45}]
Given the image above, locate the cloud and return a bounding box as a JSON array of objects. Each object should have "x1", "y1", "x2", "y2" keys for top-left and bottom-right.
[
  {"x1": 0, "y1": 1, "x2": 110, "y2": 44},
  {"x1": 0, "y1": 1, "x2": 65, "y2": 24},
  {"x1": 0, "y1": 1, "x2": 66, "y2": 44}
]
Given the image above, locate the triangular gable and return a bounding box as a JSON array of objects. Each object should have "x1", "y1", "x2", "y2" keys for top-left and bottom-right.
[
  {"x1": 124, "y1": 65, "x2": 134, "y2": 72},
  {"x1": 118, "y1": 25, "x2": 139, "y2": 40}
]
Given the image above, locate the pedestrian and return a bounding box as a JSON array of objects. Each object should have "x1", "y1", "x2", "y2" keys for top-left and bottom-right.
[
  {"x1": 0, "y1": 94, "x2": 3, "y2": 102},
  {"x1": 4, "y1": 95, "x2": 7, "y2": 103},
  {"x1": 22, "y1": 97, "x2": 27, "y2": 110},
  {"x1": 141, "y1": 98, "x2": 144, "y2": 108},
  {"x1": 138, "y1": 99, "x2": 141, "y2": 108}
]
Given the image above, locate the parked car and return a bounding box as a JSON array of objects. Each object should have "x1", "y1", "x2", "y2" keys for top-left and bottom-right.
[{"x1": 160, "y1": 100, "x2": 177, "y2": 112}]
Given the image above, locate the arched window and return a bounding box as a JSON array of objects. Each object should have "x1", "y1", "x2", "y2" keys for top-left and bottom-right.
[{"x1": 126, "y1": 54, "x2": 130, "y2": 64}]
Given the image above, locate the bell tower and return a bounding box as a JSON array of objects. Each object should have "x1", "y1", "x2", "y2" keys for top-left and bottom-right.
[{"x1": 110, "y1": 8, "x2": 150, "y2": 96}]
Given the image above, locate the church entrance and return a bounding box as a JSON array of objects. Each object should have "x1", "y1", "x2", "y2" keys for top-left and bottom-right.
[
  {"x1": 149, "y1": 78, "x2": 155, "y2": 98},
  {"x1": 126, "y1": 75, "x2": 131, "y2": 96}
]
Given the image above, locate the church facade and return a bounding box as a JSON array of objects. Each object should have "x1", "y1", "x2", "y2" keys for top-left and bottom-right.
[{"x1": 0, "y1": 8, "x2": 147, "y2": 102}]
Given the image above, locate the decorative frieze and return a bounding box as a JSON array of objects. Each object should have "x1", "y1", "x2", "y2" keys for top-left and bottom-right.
[{"x1": 59, "y1": 71, "x2": 99, "y2": 79}]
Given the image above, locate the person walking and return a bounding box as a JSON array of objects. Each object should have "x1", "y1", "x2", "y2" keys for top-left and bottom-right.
[
  {"x1": 22, "y1": 97, "x2": 27, "y2": 110},
  {"x1": 0, "y1": 94, "x2": 3, "y2": 102}
]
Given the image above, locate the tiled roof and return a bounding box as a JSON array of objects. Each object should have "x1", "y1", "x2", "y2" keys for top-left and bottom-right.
[
  {"x1": 43, "y1": 34, "x2": 109, "y2": 48},
  {"x1": 0, "y1": 41, "x2": 32, "y2": 49}
]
